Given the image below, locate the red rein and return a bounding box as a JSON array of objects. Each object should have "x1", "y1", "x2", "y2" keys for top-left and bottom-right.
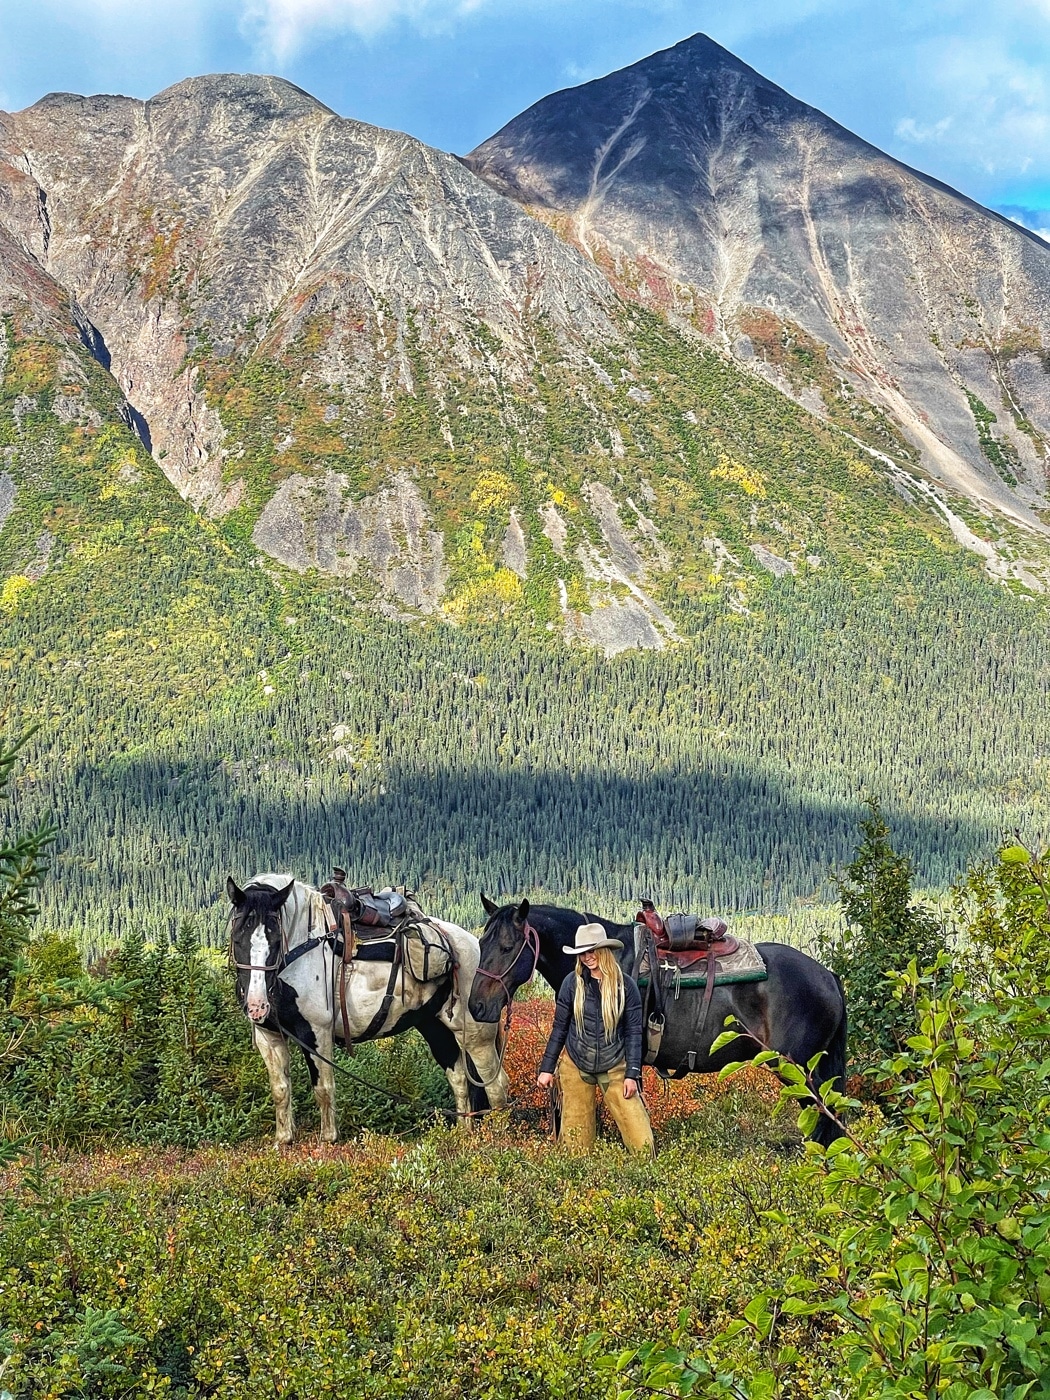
[{"x1": 474, "y1": 918, "x2": 541, "y2": 1031}]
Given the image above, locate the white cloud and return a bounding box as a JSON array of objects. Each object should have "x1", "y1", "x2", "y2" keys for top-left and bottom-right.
[
  {"x1": 241, "y1": 0, "x2": 487, "y2": 59},
  {"x1": 889, "y1": 30, "x2": 1050, "y2": 179},
  {"x1": 894, "y1": 115, "x2": 953, "y2": 144},
  {"x1": 997, "y1": 204, "x2": 1050, "y2": 238}
]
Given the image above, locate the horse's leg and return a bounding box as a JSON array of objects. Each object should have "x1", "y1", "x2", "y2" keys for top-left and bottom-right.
[
  {"x1": 309, "y1": 1023, "x2": 338, "y2": 1144},
  {"x1": 743, "y1": 950, "x2": 848, "y2": 1146},
  {"x1": 253, "y1": 1025, "x2": 294, "y2": 1146},
  {"x1": 445, "y1": 1057, "x2": 472, "y2": 1128},
  {"x1": 418, "y1": 1017, "x2": 472, "y2": 1129},
  {"x1": 461, "y1": 1022, "x2": 510, "y2": 1111}
]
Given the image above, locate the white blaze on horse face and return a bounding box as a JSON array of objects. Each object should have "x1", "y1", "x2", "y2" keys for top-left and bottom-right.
[{"x1": 246, "y1": 925, "x2": 271, "y2": 1022}]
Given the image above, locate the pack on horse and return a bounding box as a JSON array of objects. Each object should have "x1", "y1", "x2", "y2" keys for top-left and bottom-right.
[
  {"x1": 227, "y1": 872, "x2": 509, "y2": 1145},
  {"x1": 468, "y1": 895, "x2": 847, "y2": 1146}
]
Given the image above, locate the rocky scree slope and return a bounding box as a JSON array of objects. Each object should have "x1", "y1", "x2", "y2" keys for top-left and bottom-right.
[
  {"x1": 467, "y1": 33, "x2": 1050, "y2": 543},
  {"x1": 0, "y1": 70, "x2": 1046, "y2": 649}
]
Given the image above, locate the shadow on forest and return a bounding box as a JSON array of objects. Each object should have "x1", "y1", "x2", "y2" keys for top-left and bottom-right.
[{"x1": 51, "y1": 753, "x2": 1000, "y2": 947}]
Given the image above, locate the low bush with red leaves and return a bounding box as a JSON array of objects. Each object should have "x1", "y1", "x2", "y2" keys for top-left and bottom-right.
[{"x1": 501, "y1": 996, "x2": 779, "y2": 1137}]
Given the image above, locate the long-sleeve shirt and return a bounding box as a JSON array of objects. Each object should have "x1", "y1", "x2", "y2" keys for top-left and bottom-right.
[{"x1": 539, "y1": 967, "x2": 643, "y2": 1080}]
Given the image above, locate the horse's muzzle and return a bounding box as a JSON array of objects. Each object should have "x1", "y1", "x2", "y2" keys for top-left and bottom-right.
[{"x1": 467, "y1": 993, "x2": 501, "y2": 1023}]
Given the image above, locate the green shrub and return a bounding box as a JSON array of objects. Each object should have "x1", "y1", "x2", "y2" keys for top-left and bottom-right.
[
  {"x1": 818, "y1": 797, "x2": 949, "y2": 1077},
  {"x1": 2, "y1": 922, "x2": 457, "y2": 1148},
  {"x1": 0, "y1": 1112, "x2": 829, "y2": 1399},
  {"x1": 626, "y1": 841, "x2": 1050, "y2": 1399}
]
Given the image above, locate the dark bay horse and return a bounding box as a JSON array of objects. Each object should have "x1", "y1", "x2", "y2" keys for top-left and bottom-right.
[
  {"x1": 228, "y1": 874, "x2": 509, "y2": 1144},
  {"x1": 468, "y1": 896, "x2": 846, "y2": 1146}
]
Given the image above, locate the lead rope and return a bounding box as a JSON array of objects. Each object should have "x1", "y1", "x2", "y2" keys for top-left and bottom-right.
[
  {"x1": 459, "y1": 918, "x2": 540, "y2": 1091},
  {"x1": 273, "y1": 1018, "x2": 511, "y2": 1121},
  {"x1": 547, "y1": 1077, "x2": 562, "y2": 1143}
]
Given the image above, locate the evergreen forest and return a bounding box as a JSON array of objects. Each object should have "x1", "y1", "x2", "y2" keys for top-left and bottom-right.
[{"x1": 0, "y1": 300, "x2": 1048, "y2": 952}]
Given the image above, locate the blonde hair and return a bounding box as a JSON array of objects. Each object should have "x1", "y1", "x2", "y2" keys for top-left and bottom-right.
[{"x1": 573, "y1": 947, "x2": 625, "y2": 1041}]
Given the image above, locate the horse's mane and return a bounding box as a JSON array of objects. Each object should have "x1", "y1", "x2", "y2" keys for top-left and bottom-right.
[
  {"x1": 242, "y1": 873, "x2": 320, "y2": 939},
  {"x1": 492, "y1": 901, "x2": 638, "y2": 978}
]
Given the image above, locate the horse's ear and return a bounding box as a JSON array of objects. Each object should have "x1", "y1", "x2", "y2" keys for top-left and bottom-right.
[
  {"x1": 275, "y1": 879, "x2": 296, "y2": 908},
  {"x1": 481, "y1": 892, "x2": 499, "y2": 917},
  {"x1": 227, "y1": 876, "x2": 245, "y2": 908},
  {"x1": 514, "y1": 898, "x2": 530, "y2": 925}
]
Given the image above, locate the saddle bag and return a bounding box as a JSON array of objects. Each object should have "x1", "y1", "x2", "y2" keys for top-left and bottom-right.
[
  {"x1": 354, "y1": 887, "x2": 408, "y2": 927},
  {"x1": 404, "y1": 922, "x2": 454, "y2": 984},
  {"x1": 664, "y1": 913, "x2": 699, "y2": 950}
]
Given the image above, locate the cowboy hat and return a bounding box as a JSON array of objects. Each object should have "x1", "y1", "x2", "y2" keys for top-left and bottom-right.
[{"x1": 562, "y1": 922, "x2": 624, "y2": 955}]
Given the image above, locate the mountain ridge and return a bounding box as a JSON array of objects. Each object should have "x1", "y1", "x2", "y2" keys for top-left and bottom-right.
[
  {"x1": 1, "y1": 46, "x2": 1049, "y2": 646},
  {"x1": 466, "y1": 32, "x2": 1050, "y2": 541},
  {"x1": 470, "y1": 33, "x2": 1050, "y2": 253}
]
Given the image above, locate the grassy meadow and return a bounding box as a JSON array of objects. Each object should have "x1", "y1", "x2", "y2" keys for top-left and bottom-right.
[{"x1": 2, "y1": 1065, "x2": 829, "y2": 1400}]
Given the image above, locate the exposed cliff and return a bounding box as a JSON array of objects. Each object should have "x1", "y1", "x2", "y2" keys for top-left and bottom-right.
[
  {"x1": 467, "y1": 33, "x2": 1050, "y2": 536},
  {"x1": 0, "y1": 59, "x2": 1048, "y2": 638}
]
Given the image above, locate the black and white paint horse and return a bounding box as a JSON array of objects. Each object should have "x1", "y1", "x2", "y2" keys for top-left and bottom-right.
[
  {"x1": 468, "y1": 897, "x2": 847, "y2": 1146},
  {"x1": 228, "y1": 874, "x2": 509, "y2": 1144}
]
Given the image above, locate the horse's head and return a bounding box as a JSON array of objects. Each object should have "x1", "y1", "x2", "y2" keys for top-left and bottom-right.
[
  {"x1": 468, "y1": 893, "x2": 539, "y2": 1023},
  {"x1": 227, "y1": 875, "x2": 295, "y2": 1023}
]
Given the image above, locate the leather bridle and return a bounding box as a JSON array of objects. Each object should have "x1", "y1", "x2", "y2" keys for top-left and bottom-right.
[
  {"x1": 474, "y1": 915, "x2": 541, "y2": 1024},
  {"x1": 229, "y1": 907, "x2": 287, "y2": 975}
]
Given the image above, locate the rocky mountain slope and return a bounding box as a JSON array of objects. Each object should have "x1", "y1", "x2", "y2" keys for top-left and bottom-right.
[
  {"x1": 467, "y1": 33, "x2": 1050, "y2": 539},
  {"x1": 1, "y1": 61, "x2": 1049, "y2": 937},
  {"x1": 0, "y1": 57, "x2": 1048, "y2": 656},
  {"x1": 0, "y1": 76, "x2": 618, "y2": 504}
]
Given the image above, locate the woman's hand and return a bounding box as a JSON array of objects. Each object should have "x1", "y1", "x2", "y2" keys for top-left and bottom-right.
[
  {"x1": 536, "y1": 1072, "x2": 555, "y2": 1089},
  {"x1": 623, "y1": 1077, "x2": 639, "y2": 1099}
]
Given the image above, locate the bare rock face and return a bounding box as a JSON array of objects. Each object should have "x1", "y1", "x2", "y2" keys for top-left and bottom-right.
[
  {"x1": 567, "y1": 596, "x2": 667, "y2": 656},
  {"x1": 0, "y1": 75, "x2": 618, "y2": 520},
  {"x1": 0, "y1": 472, "x2": 15, "y2": 533},
  {"x1": 253, "y1": 470, "x2": 447, "y2": 611},
  {"x1": 499, "y1": 509, "x2": 528, "y2": 577},
  {"x1": 564, "y1": 478, "x2": 675, "y2": 653},
  {"x1": 466, "y1": 33, "x2": 1050, "y2": 531}
]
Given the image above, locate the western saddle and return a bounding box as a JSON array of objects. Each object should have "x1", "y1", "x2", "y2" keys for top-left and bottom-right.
[
  {"x1": 635, "y1": 898, "x2": 739, "y2": 1068},
  {"x1": 636, "y1": 897, "x2": 738, "y2": 969}
]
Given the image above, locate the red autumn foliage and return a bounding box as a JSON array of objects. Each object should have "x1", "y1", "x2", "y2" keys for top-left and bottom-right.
[{"x1": 501, "y1": 996, "x2": 778, "y2": 1133}]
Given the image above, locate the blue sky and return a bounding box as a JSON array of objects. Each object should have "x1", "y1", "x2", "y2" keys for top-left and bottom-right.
[{"x1": 2, "y1": 0, "x2": 1050, "y2": 231}]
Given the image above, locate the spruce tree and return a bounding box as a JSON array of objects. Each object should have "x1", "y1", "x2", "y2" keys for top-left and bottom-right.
[{"x1": 820, "y1": 798, "x2": 947, "y2": 1076}]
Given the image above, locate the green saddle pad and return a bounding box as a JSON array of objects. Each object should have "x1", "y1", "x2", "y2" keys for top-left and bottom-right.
[{"x1": 636, "y1": 966, "x2": 768, "y2": 990}]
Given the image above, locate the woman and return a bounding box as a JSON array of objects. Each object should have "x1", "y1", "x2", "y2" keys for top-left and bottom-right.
[{"x1": 536, "y1": 923, "x2": 654, "y2": 1155}]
